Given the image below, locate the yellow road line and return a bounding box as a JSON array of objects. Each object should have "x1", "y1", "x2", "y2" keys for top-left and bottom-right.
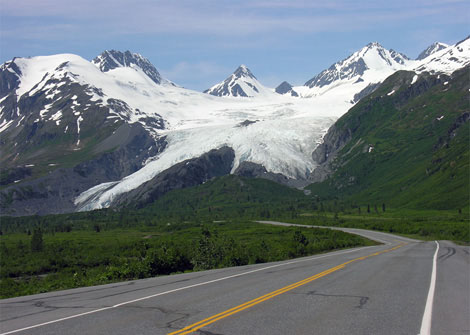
[{"x1": 168, "y1": 244, "x2": 405, "y2": 335}]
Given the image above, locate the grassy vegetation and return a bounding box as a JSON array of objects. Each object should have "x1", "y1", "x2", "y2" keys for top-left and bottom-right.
[
  {"x1": 0, "y1": 218, "x2": 374, "y2": 299},
  {"x1": 290, "y1": 208, "x2": 469, "y2": 243}
]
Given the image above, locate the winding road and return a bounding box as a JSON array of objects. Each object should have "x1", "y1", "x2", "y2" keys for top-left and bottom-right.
[{"x1": 1, "y1": 222, "x2": 468, "y2": 335}]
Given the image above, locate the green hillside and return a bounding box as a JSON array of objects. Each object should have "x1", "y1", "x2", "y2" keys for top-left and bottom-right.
[
  {"x1": 308, "y1": 67, "x2": 469, "y2": 210},
  {"x1": 142, "y1": 174, "x2": 308, "y2": 220}
]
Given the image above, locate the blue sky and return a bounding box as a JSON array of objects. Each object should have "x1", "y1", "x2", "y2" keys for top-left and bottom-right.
[{"x1": 1, "y1": 0, "x2": 468, "y2": 91}]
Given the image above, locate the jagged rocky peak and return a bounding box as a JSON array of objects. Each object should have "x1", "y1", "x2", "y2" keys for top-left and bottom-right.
[
  {"x1": 416, "y1": 42, "x2": 449, "y2": 60},
  {"x1": 92, "y1": 50, "x2": 162, "y2": 84},
  {"x1": 359, "y1": 42, "x2": 410, "y2": 65},
  {"x1": 275, "y1": 81, "x2": 299, "y2": 97},
  {"x1": 233, "y1": 64, "x2": 256, "y2": 79},
  {"x1": 304, "y1": 42, "x2": 410, "y2": 89}
]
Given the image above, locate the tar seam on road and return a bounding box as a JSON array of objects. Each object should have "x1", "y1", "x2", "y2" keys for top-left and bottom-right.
[
  {"x1": 0, "y1": 246, "x2": 376, "y2": 335},
  {"x1": 168, "y1": 243, "x2": 405, "y2": 335},
  {"x1": 419, "y1": 240, "x2": 439, "y2": 335}
]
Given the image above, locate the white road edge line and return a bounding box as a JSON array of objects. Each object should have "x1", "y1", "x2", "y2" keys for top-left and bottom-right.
[
  {"x1": 1, "y1": 245, "x2": 378, "y2": 335},
  {"x1": 419, "y1": 240, "x2": 439, "y2": 335}
]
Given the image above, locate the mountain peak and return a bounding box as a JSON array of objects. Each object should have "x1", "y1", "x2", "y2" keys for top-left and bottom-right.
[
  {"x1": 275, "y1": 81, "x2": 299, "y2": 97},
  {"x1": 365, "y1": 41, "x2": 383, "y2": 49},
  {"x1": 416, "y1": 42, "x2": 449, "y2": 60},
  {"x1": 204, "y1": 65, "x2": 271, "y2": 97},
  {"x1": 304, "y1": 42, "x2": 410, "y2": 89},
  {"x1": 92, "y1": 50, "x2": 163, "y2": 85},
  {"x1": 413, "y1": 37, "x2": 470, "y2": 74},
  {"x1": 233, "y1": 64, "x2": 256, "y2": 80},
  {"x1": 361, "y1": 42, "x2": 409, "y2": 63}
]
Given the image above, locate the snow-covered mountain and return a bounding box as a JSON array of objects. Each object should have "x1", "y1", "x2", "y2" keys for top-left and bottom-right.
[
  {"x1": 293, "y1": 42, "x2": 411, "y2": 102},
  {"x1": 292, "y1": 38, "x2": 469, "y2": 102},
  {"x1": 414, "y1": 37, "x2": 470, "y2": 74},
  {"x1": 204, "y1": 65, "x2": 274, "y2": 97},
  {"x1": 1, "y1": 37, "x2": 469, "y2": 215},
  {"x1": 305, "y1": 42, "x2": 409, "y2": 89},
  {"x1": 416, "y1": 42, "x2": 449, "y2": 60}
]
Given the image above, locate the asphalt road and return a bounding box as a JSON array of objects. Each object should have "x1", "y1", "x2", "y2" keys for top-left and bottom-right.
[{"x1": 1, "y1": 222, "x2": 468, "y2": 335}]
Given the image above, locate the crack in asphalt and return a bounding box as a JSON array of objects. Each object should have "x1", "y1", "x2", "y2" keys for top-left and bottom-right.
[
  {"x1": 116, "y1": 304, "x2": 193, "y2": 331},
  {"x1": 162, "y1": 310, "x2": 196, "y2": 332},
  {"x1": 0, "y1": 305, "x2": 60, "y2": 323},
  {"x1": 302, "y1": 290, "x2": 370, "y2": 309}
]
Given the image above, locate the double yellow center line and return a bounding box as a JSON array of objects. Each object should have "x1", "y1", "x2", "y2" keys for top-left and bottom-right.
[{"x1": 169, "y1": 243, "x2": 404, "y2": 335}]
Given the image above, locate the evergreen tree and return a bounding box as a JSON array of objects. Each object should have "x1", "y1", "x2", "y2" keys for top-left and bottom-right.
[
  {"x1": 293, "y1": 230, "x2": 308, "y2": 246},
  {"x1": 31, "y1": 229, "x2": 43, "y2": 252}
]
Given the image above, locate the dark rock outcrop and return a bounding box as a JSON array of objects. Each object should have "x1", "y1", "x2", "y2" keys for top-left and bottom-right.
[
  {"x1": 234, "y1": 161, "x2": 309, "y2": 188},
  {"x1": 309, "y1": 124, "x2": 353, "y2": 182},
  {"x1": 353, "y1": 82, "x2": 381, "y2": 103},
  {"x1": 0, "y1": 59, "x2": 21, "y2": 99}
]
